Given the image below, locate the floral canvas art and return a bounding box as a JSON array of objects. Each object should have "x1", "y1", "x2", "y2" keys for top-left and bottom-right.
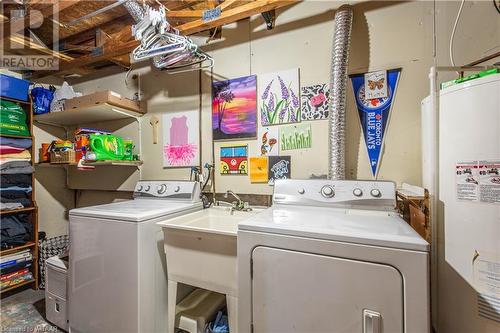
[
  {"x1": 162, "y1": 110, "x2": 200, "y2": 167},
  {"x1": 258, "y1": 68, "x2": 301, "y2": 125},
  {"x1": 212, "y1": 75, "x2": 257, "y2": 140},
  {"x1": 258, "y1": 126, "x2": 279, "y2": 156},
  {"x1": 301, "y1": 84, "x2": 330, "y2": 120}
]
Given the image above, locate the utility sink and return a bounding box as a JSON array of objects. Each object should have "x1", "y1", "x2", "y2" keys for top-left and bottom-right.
[
  {"x1": 158, "y1": 206, "x2": 262, "y2": 296},
  {"x1": 159, "y1": 206, "x2": 260, "y2": 236}
]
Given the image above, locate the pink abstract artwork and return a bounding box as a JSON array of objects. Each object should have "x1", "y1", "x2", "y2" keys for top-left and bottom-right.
[{"x1": 162, "y1": 111, "x2": 200, "y2": 167}]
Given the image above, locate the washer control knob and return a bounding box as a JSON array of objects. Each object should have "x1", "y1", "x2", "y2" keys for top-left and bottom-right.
[
  {"x1": 370, "y1": 189, "x2": 381, "y2": 198},
  {"x1": 298, "y1": 188, "x2": 305, "y2": 195},
  {"x1": 353, "y1": 188, "x2": 363, "y2": 197},
  {"x1": 174, "y1": 186, "x2": 180, "y2": 193},
  {"x1": 145, "y1": 185, "x2": 151, "y2": 192},
  {"x1": 157, "y1": 184, "x2": 167, "y2": 194},
  {"x1": 321, "y1": 185, "x2": 335, "y2": 198},
  {"x1": 137, "y1": 185, "x2": 143, "y2": 191}
]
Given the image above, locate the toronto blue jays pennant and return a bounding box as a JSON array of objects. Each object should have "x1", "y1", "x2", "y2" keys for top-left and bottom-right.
[{"x1": 349, "y1": 68, "x2": 401, "y2": 178}]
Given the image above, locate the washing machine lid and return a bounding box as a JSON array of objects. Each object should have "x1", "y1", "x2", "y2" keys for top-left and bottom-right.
[
  {"x1": 69, "y1": 199, "x2": 203, "y2": 222},
  {"x1": 238, "y1": 205, "x2": 429, "y2": 252}
]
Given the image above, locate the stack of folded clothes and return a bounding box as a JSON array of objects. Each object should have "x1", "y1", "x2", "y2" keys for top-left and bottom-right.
[
  {"x1": 0, "y1": 137, "x2": 33, "y2": 210},
  {"x1": 0, "y1": 213, "x2": 33, "y2": 249},
  {"x1": 0, "y1": 249, "x2": 33, "y2": 289}
]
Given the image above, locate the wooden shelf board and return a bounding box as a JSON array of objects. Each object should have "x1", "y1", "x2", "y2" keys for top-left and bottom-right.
[
  {"x1": 0, "y1": 279, "x2": 36, "y2": 293},
  {"x1": 34, "y1": 103, "x2": 143, "y2": 126},
  {"x1": 0, "y1": 96, "x2": 31, "y2": 105},
  {"x1": 0, "y1": 242, "x2": 36, "y2": 256},
  {"x1": 84, "y1": 160, "x2": 143, "y2": 166},
  {"x1": 36, "y1": 160, "x2": 143, "y2": 167},
  {"x1": 0, "y1": 207, "x2": 36, "y2": 215}
]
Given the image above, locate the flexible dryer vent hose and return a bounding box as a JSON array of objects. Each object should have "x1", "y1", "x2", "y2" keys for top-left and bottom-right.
[
  {"x1": 123, "y1": 0, "x2": 145, "y2": 22},
  {"x1": 328, "y1": 5, "x2": 353, "y2": 180}
]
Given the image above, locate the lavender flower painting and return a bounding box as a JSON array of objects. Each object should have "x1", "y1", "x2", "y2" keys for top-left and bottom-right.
[{"x1": 258, "y1": 68, "x2": 301, "y2": 126}]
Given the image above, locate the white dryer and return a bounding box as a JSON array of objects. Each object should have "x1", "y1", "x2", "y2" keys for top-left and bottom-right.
[
  {"x1": 238, "y1": 179, "x2": 429, "y2": 333},
  {"x1": 68, "y1": 181, "x2": 202, "y2": 333}
]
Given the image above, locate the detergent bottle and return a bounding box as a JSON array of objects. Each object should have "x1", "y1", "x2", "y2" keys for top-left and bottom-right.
[{"x1": 88, "y1": 134, "x2": 125, "y2": 161}]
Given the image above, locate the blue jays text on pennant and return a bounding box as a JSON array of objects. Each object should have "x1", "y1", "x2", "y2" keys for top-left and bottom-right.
[{"x1": 349, "y1": 68, "x2": 401, "y2": 178}]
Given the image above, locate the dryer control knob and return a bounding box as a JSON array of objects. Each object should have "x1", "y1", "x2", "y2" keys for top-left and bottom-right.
[
  {"x1": 157, "y1": 184, "x2": 167, "y2": 194},
  {"x1": 174, "y1": 186, "x2": 180, "y2": 192},
  {"x1": 137, "y1": 185, "x2": 143, "y2": 191},
  {"x1": 353, "y1": 188, "x2": 363, "y2": 197},
  {"x1": 321, "y1": 185, "x2": 335, "y2": 198},
  {"x1": 145, "y1": 185, "x2": 151, "y2": 192},
  {"x1": 298, "y1": 188, "x2": 305, "y2": 194},
  {"x1": 370, "y1": 189, "x2": 381, "y2": 198}
]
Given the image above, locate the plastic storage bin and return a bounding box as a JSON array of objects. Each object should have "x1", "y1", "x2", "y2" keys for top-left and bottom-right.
[
  {"x1": 0, "y1": 74, "x2": 30, "y2": 101},
  {"x1": 45, "y1": 254, "x2": 68, "y2": 331},
  {"x1": 176, "y1": 288, "x2": 226, "y2": 333}
]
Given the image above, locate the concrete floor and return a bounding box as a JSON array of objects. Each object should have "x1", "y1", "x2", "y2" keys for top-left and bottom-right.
[{"x1": 1, "y1": 288, "x2": 63, "y2": 332}]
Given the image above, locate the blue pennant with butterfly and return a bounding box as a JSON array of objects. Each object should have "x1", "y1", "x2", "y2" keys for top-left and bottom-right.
[{"x1": 349, "y1": 68, "x2": 401, "y2": 178}]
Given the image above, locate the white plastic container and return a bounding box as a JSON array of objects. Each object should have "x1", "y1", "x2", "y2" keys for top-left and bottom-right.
[
  {"x1": 176, "y1": 288, "x2": 226, "y2": 333},
  {"x1": 45, "y1": 255, "x2": 68, "y2": 331}
]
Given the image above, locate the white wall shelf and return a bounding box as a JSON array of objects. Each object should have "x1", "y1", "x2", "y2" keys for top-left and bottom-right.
[
  {"x1": 34, "y1": 103, "x2": 143, "y2": 127},
  {"x1": 36, "y1": 160, "x2": 143, "y2": 168}
]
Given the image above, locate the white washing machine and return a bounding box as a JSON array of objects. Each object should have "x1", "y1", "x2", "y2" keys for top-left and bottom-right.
[
  {"x1": 68, "y1": 181, "x2": 202, "y2": 333},
  {"x1": 238, "y1": 179, "x2": 430, "y2": 333}
]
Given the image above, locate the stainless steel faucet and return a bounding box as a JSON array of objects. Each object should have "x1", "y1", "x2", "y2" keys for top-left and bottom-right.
[{"x1": 223, "y1": 190, "x2": 251, "y2": 212}]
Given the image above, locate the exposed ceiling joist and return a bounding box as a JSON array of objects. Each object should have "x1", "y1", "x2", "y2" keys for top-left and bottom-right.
[
  {"x1": 178, "y1": 0, "x2": 297, "y2": 35},
  {"x1": 4, "y1": 0, "x2": 82, "y2": 39},
  {"x1": 28, "y1": 0, "x2": 299, "y2": 78}
]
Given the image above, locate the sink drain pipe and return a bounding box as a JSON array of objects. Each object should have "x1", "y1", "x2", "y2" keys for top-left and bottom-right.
[{"x1": 328, "y1": 5, "x2": 353, "y2": 180}]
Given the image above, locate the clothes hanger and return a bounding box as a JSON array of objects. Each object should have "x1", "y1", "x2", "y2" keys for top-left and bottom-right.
[{"x1": 126, "y1": 1, "x2": 214, "y2": 73}]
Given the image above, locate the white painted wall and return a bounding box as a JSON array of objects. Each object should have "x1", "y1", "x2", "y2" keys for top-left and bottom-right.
[
  {"x1": 72, "y1": 1, "x2": 436, "y2": 195},
  {"x1": 31, "y1": 1, "x2": 500, "y2": 331}
]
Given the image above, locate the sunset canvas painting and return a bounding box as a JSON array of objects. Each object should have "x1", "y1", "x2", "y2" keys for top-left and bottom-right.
[{"x1": 212, "y1": 75, "x2": 257, "y2": 140}]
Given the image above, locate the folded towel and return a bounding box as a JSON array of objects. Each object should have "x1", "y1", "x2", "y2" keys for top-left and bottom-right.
[
  {"x1": 0, "y1": 145, "x2": 25, "y2": 155},
  {"x1": 0, "y1": 137, "x2": 32, "y2": 149},
  {"x1": 1, "y1": 186, "x2": 32, "y2": 193},
  {"x1": 1, "y1": 214, "x2": 33, "y2": 248},
  {"x1": 1, "y1": 190, "x2": 30, "y2": 200},
  {"x1": 1, "y1": 174, "x2": 31, "y2": 187},
  {"x1": 0, "y1": 202, "x2": 24, "y2": 210},
  {"x1": 1, "y1": 166, "x2": 34, "y2": 174},
  {"x1": 0, "y1": 158, "x2": 31, "y2": 170},
  {"x1": 0, "y1": 198, "x2": 31, "y2": 207},
  {"x1": 0, "y1": 150, "x2": 31, "y2": 159}
]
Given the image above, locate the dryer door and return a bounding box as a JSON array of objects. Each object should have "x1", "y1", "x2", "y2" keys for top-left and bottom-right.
[{"x1": 251, "y1": 247, "x2": 404, "y2": 333}]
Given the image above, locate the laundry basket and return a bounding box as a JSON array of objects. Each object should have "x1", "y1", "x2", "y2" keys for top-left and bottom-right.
[{"x1": 38, "y1": 235, "x2": 69, "y2": 289}]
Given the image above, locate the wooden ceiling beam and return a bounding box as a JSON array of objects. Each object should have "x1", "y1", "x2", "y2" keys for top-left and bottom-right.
[
  {"x1": 177, "y1": 0, "x2": 298, "y2": 35},
  {"x1": 4, "y1": 0, "x2": 82, "y2": 39},
  {"x1": 166, "y1": 10, "x2": 204, "y2": 19},
  {"x1": 32, "y1": 0, "x2": 299, "y2": 78}
]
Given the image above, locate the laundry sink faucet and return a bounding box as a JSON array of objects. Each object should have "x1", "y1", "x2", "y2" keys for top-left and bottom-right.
[{"x1": 223, "y1": 190, "x2": 251, "y2": 212}]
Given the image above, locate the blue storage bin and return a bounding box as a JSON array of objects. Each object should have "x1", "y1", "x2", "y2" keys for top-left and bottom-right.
[{"x1": 0, "y1": 74, "x2": 30, "y2": 102}]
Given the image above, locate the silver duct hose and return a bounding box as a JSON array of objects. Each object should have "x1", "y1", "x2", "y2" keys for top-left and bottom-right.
[
  {"x1": 328, "y1": 5, "x2": 353, "y2": 180},
  {"x1": 123, "y1": 0, "x2": 145, "y2": 22}
]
